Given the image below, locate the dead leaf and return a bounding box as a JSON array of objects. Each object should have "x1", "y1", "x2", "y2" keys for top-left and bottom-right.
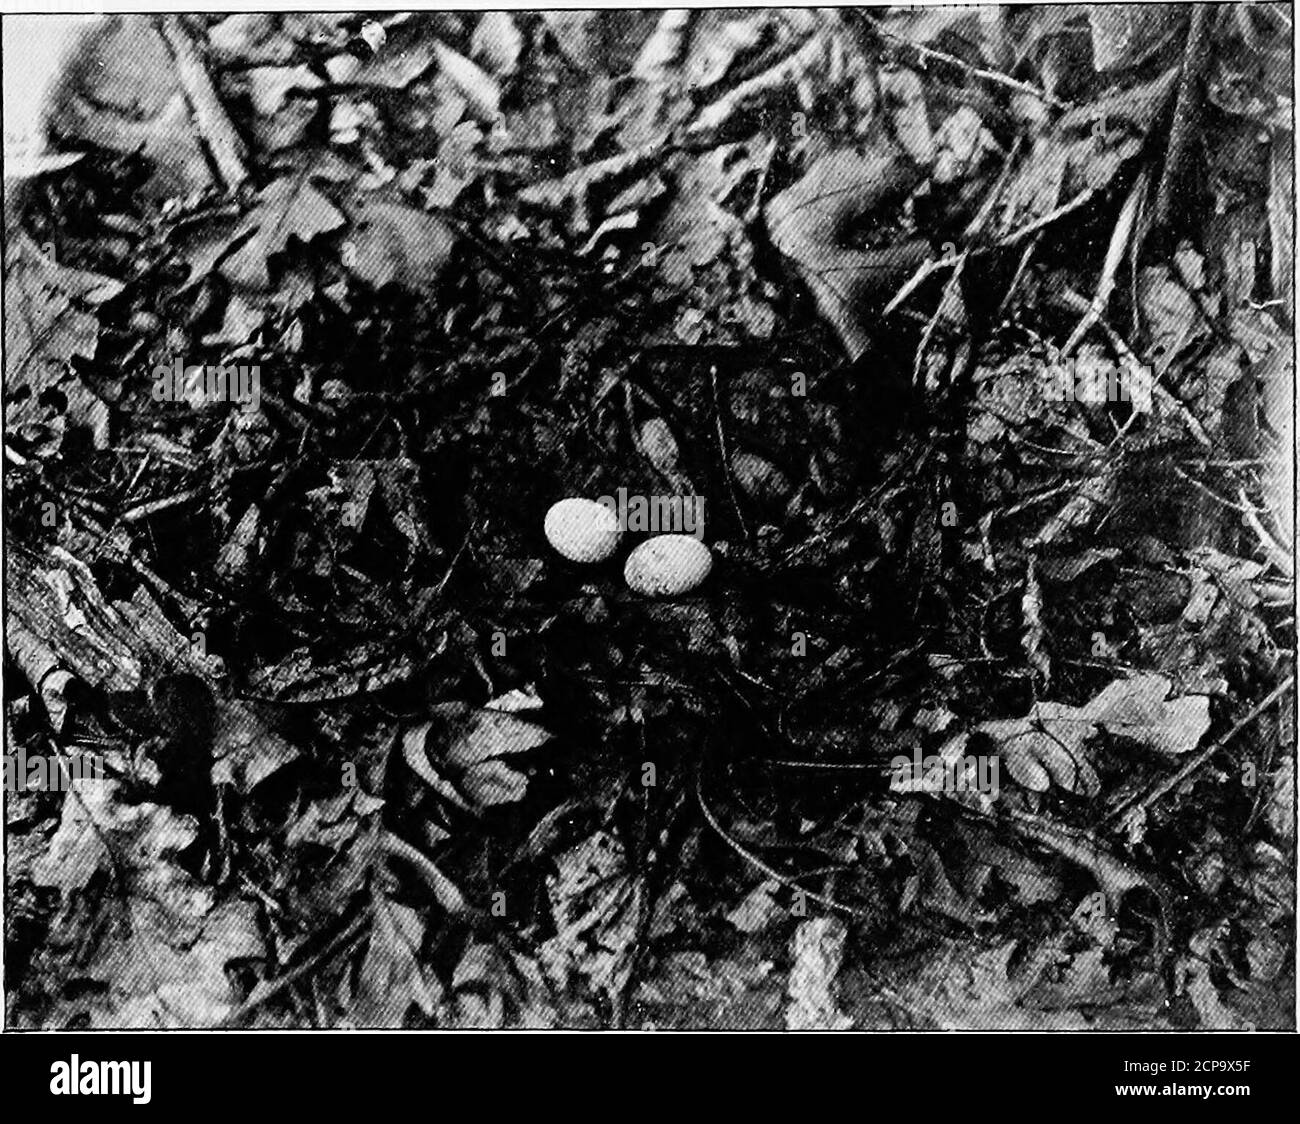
[
  {"x1": 880, "y1": 67, "x2": 935, "y2": 167},
  {"x1": 5, "y1": 543, "x2": 143, "y2": 696},
  {"x1": 1067, "y1": 673, "x2": 1212, "y2": 756},
  {"x1": 346, "y1": 39, "x2": 434, "y2": 89},
  {"x1": 540, "y1": 830, "x2": 639, "y2": 1003},
  {"x1": 354, "y1": 894, "x2": 440, "y2": 1027},
  {"x1": 459, "y1": 758, "x2": 529, "y2": 807},
  {"x1": 208, "y1": 13, "x2": 295, "y2": 65},
  {"x1": 32, "y1": 781, "x2": 111, "y2": 892},
  {"x1": 1264, "y1": 758, "x2": 1295, "y2": 844},
  {"x1": 786, "y1": 918, "x2": 852, "y2": 1029},
  {"x1": 342, "y1": 200, "x2": 455, "y2": 290},
  {"x1": 32, "y1": 779, "x2": 264, "y2": 1027},
  {"x1": 221, "y1": 175, "x2": 347, "y2": 289},
  {"x1": 681, "y1": 13, "x2": 763, "y2": 89},
  {"x1": 472, "y1": 12, "x2": 524, "y2": 77},
  {"x1": 432, "y1": 703, "x2": 553, "y2": 769},
  {"x1": 406, "y1": 703, "x2": 551, "y2": 811},
  {"x1": 1089, "y1": 5, "x2": 1183, "y2": 71},
  {"x1": 540, "y1": 12, "x2": 598, "y2": 70},
  {"x1": 1022, "y1": 557, "x2": 1051, "y2": 683},
  {"x1": 433, "y1": 40, "x2": 500, "y2": 124},
  {"x1": 638, "y1": 417, "x2": 683, "y2": 475},
  {"x1": 634, "y1": 9, "x2": 693, "y2": 82},
  {"x1": 244, "y1": 64, "x2": 322, "y2": 116},
  {"x1": 4, "y1": 234, "x2": 123, "y2": 446},
  {"x1": 727, "y1": 879, "x2": 784, "y2": 933},
  {"x1": 210, "y1": 697, "x2": 301, "y2": 792},
  {"x1": 49, "y1": 15, "x2": 216, "y2": 200},
  {"x1": 765, "y1": 145, "x2": 926, "y2": 359}
]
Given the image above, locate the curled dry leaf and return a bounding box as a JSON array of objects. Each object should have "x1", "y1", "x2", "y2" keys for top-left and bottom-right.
[
  {"x1": 980, "y1": 673, "x2": 1211, "y2": 796},
  {"x1": 765, "y1": 144, "x2": 927, "y2": 359},
  {"x1": 1021, "y1": 557, "x2": 1051, "y2": 684},
  {"x1": 471, "y1": 12, "x2": 524, "y2": 76},
  {"x1": 354, "y1": 893, "x2": 441, "y2": 1027},
  {"x1": 731, "y1": 451, "x2": 796, "y2": 515},
  {"x1": 31, "y1": 779, "x2": 264, "y2": 1027},
  {"x1": 638, "y1": 417, "x2": 682, "y2": 475},
  {"x1": 633, "y1": 9, "x2": 692, "y2": 82},
  {"x1": 786, "y1": 918, "x2": 852, "y2": 1030},
  {"x1": 220, "y1": 176, "x2": 346, "y2": 289},
  {"x1": 342, "y1": 199, "x2": 455, "y2": 291},
  {"x1": 433, "y1": 39, "x2": 500, "y2": 124},
  {"x1": 405, "y1": 702, "x2": 552, "y2": 810}
]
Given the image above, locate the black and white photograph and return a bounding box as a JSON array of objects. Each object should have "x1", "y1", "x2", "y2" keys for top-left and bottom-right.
[{"x1": 0, "y1": 0, "x2": 1294, "y2": 1061}]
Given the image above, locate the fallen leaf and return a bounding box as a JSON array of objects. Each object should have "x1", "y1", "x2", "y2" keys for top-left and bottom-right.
[
  {"x1": 458, "y1": 758, "x2": 529, "y2": 807},
  {"x1": 31, "y1": 781, "x2": 111, "y2": 892},
  {"x1": 471, "y1": 12, "x2": 524, "y2": 77},
  {"x1": 49, "y1": 14, "x2": 217, "y2": 200},
  {"x1": 342, "y1": 199, "x2": 455, "y2": 291},
  {"x1": 347, "y1": 39, "x2": 435, "y2": 89},
  {"x1": 221, "y1": 175, "x2": 347, "y2": 289},
  {"x1": 1090, "y1": 5, "x2": 1183, "y2": 71},
  {"x1": 433, "y1": 39, "x2": 500, "y2": 124},
  {"x1": 540, "y1": 830, "x2": 639, "y2": 1003},
  {"x1": 210, "y1": 697, "x2": 301, "y2": 791},
  {"x1": 32, "y1": 779, "x2": 264, "y2": 1027},
  {"x1": 786, "y1": 917, "x2": 852, "y2": 1029},
  {"x1": 727, "y1": 879, "x2": 784, "y2": 933},
  {"x1": 433, "y1": 703, "x2": 553, "y2": 769},
  {"x1": 4, "y1": 234, "x2": 123, "y2": 445},
  {"x1": 765, "y1": 145, "x2": 926, "y2": 359},
  {"x1": 244, "y1": 64, "x2": 322, "y2": 116},
  {"x1": 1068, "y1": 673, "x2": 1212, "y2": 756},
  {"x1": 354, "y1": 894, "x2": 440, "y2": 1026},
  {"x1": 681, "y1": 13, "x2": 763, "y2": 88}
]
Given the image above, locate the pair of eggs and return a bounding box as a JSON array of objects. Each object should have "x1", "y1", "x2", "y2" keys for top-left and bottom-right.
[{"x1": 543, "y1": 498, "x2": 712, "y2": 597}]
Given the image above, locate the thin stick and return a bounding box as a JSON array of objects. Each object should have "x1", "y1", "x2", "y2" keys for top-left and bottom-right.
[
  {"x1": 1107, "y1": 677, "x2": 1296, "y2": 826},
  {"x1": 695, "y1": 768, "x2": 867, "y2": 921},
  {"x1": 695, "y1": 767, "x2": 939, "y2": 1026},
  {"x1": 121, "y1": 488, "x2": 205, "y2": 524},
  {"x1": 994, "y1": 234, "x2": 1041, "y2": 319},
  {"x1": 997, "y1": 188, "x2": 1097, "y2": 248},
  {"x1": 886, "y1": 187, "x2": 1095, "y2": 320},
  {"x1": 1062, "y1": 168, "x2": 1150, "y2": 356},
  {"x1": 1237, "y1": 485, "x2": 1293, "y2": 576},
  {"x1": 219, "y1": 911, "x2": 372, "y2": 1027},
  {"x1": 858, "y1": 12, "x2": 1070, "y2": 109},
  {"x1": 882, "y1": 254, "x2": 962, "y2": 318},
  {"x1": 1055, "y1": 286, "x2": 1211, "y2": 448},
  {"x1": 710, "y1": 364, "x2": 749, "y2": 540},
  {"x1": 157, "y1": 15, "x2": 248, "y2": 190},
  {"x1": 1153, "y1": 5, "x2": 1214, "y2": 229},
  {"x1": 382, "y1": 830, "x2": 477, "y2": 918}
]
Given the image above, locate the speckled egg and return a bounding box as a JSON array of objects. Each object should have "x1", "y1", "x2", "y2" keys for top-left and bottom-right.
[
  {"x1": 544, "y1": 498, "x2": 622, "y2": 563},
  {"x1": 624, "y1": 535, "x2": 713, "y2": 597}
]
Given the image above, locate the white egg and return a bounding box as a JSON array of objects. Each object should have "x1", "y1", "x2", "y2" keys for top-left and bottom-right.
[
  {"x1": 624, "y1": 535, "x2": 713, "y2": 597},
  {"x1": 544, "y1": 498, "x2": 622, "y2": 563}
]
